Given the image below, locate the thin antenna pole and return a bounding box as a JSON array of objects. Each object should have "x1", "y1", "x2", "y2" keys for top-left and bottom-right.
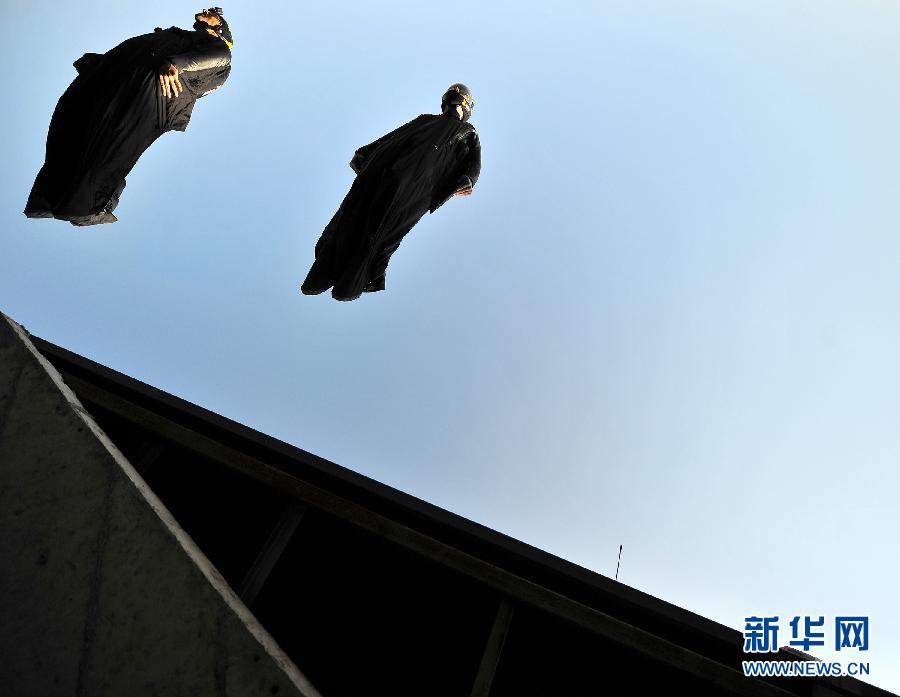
[{"x1": 615, "y1": 544, "x2": 623, "y2": 581}]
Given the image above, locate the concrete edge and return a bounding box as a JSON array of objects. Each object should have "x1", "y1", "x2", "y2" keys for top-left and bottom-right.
[{"x1": 3, "y1": 314, "x2": 323, "y2": 697}]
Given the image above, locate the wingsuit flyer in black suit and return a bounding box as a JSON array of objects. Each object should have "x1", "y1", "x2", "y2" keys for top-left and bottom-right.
[
  {"x1": 25, "y1": 8, "x2": 233, "y2": 227},
  {"x1": 301, "y1": 83, "x2": 482, "y2": 301}
]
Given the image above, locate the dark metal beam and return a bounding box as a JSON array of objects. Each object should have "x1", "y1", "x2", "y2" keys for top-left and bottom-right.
[
  {"x1": 129, "y1": 438, "x2": 168, "y2": 477},
  {"x1": 238, "y1": 502, "x2": 306, "y2": 607},
  {"x1": 469, "y1": 597, "x2": 515, "y2": 697},
  {"x1": 62, "y1": 373, "x2": 796, "y2": 697}
]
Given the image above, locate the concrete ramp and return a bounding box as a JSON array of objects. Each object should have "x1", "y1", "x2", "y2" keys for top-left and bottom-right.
[{"x1": 0, "y1": 314, "x2": 321, "y2": 697}]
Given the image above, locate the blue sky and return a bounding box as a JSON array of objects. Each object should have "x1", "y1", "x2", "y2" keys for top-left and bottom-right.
[{"x1": 2, "y1": 1, "x2": 899, "y2": 691}]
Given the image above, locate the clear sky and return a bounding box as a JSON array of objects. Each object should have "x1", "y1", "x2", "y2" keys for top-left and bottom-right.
[{"x1": 2, "y1": 0, "x2": 899, "y2": 691}]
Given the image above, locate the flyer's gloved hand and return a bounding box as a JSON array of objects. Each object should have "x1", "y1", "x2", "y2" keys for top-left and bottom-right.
[
  {"x1": 158, "y1": 64, "x2": 182, "y2": 99},
  {"x1": 453, "y1": 176, "x2": 474, "y2": 197}
]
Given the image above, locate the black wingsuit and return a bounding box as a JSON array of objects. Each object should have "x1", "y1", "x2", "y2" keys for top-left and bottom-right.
[
  {"x1": 25, "y1": 27, "x2": 231, "y2": 226},
  {"x1": 302, "y1": 112, "x2": 481, "y2": 300}
]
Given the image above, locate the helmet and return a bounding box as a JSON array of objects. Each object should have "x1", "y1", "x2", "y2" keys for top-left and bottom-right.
[
  {"x1": 441, "y1": 83, "x2": 474, "y2": 121},
  {"x1": 198, "y1": 7, "x2": 233, "y2": 48}
]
